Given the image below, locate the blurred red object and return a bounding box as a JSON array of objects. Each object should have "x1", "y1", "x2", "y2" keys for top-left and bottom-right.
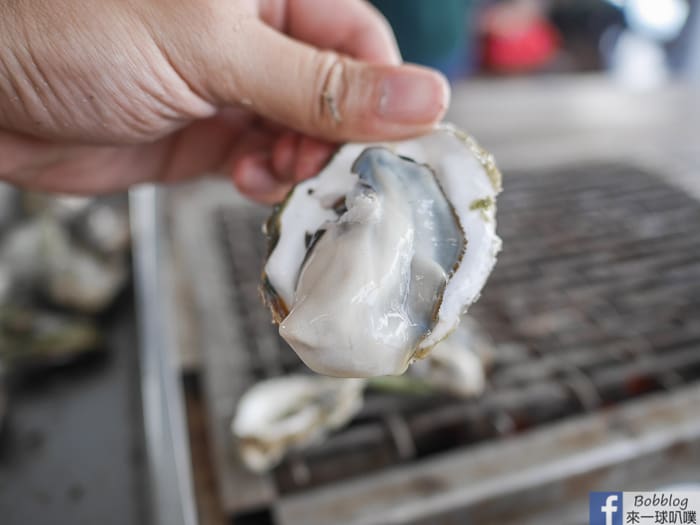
[{"x1": 481, "y1": 0, "x2": 560, "y2": 73}]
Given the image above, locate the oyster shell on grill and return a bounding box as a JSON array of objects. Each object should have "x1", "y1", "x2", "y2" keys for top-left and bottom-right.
[
  {"x1": 231, "y1": 375, "x2": 365, "y2": 472},
  {"x1": 409, "y1": 316, "x2": 494, "y2": 397},
  {"x1": 0, "y1": 305, "x2": 102, "y2": 370},
  {"x1": 231, "y1": 318, "x2": 493, "y2": 472},
  {"x1": 0, "y1": 215, "x2": 127, "y2": 313},
  {"x1": 261, "y1": 125, "x2": 501, "y2": 378}
]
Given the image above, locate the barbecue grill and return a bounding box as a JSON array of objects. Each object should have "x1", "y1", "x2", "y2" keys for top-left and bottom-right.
[{"x1": 132, "y1": 76, "x2": 700, "y2": 525}]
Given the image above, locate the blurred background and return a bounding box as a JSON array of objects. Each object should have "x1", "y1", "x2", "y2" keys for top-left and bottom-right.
[
  {"x1": 375, "y1": 0, "x2": 698, "y2": 84},
  {"x1": 1, "y1": 1, "x2": 699, "y2": 524}
]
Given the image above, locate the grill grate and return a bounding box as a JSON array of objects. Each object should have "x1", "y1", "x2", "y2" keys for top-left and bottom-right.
[{"x1": 216, "y1": 164, "x2": 700, "y2": 494}]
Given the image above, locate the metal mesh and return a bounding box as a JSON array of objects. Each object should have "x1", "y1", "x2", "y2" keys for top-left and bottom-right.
[{"x1": 216, "y1": 164, "x2": 700, "y2": 494}]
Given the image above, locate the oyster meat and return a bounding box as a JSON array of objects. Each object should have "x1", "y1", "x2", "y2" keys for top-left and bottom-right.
[{"x1": 262, "y1": 125, "x2": 501, "y2": 377}]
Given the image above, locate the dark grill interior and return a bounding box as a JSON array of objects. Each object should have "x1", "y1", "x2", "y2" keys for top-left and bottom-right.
[{"x1": 216, "y1": 164, "x2": 700, "y2": 495}]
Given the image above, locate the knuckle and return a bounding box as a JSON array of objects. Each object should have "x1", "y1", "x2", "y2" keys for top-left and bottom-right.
[{"x1": 309, "y1": 51, "x2": 350, "y2": 136}]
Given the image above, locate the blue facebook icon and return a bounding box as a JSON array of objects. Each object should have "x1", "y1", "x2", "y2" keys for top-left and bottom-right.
[{"x1": 590, "y1": 492, "x2": 623, "y2": 525}]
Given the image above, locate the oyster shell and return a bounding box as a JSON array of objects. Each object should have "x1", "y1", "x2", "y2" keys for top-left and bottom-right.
[
  {"x1": 0, "y1": 305, "x2": 102, "y2": 369},
  {"x1": 262, "y1": 125, "x2": 501, "y2": 378},
  {"x1": 409, "y1": 317, "x2": 494, "y2": 397},
  {"x1": 0, "y1": 215, "x2": 127, "y2": 313},
  {"x1": 231, "y1": 375, "x2": 365, "y2": 472},
  {"x1": 231, "y1": 317, "x2": 495, "y2": 472}
]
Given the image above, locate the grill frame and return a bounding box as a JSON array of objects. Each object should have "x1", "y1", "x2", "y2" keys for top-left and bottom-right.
[
  {"x1": 155, "y1": 77, "x2": 700, "y2": 524},
  {"x1": 213, "y1": 163, "x2": 700, "y2": 498},
  {"x1": 275, "y1": 383, "x2": 700, "y2": 525},
  {"x1": 168, "y1": 166, "x2": 700, "y2": 523}
]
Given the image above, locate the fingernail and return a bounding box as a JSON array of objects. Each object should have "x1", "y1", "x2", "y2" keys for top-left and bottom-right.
[{"x1": 377, "y1": 68, "x2": 450, "y2": 124}]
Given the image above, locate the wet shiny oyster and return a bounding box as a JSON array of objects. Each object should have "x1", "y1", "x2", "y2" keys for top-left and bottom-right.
[{"x1": 261, "y1": 125, "x2": 502, "y2": 378}]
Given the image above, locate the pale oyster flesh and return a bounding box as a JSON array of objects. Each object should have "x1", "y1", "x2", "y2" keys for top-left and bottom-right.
[
  {"x1": 262, "y1": 125, "x2": 501, "y2": 378},
  {"x1": 280, "y1": 147, "x2": 465, "y2": 377}
]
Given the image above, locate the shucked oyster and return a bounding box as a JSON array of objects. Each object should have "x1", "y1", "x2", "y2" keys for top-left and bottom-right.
[
  {"x1": 232, "y1": 375, "x2": 365, "y2": 472},
  {"x1": 261, "y1": 125, "x2": 501, "y2": 378}
]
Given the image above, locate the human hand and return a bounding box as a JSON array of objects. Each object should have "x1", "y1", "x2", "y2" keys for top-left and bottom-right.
[{"x1": 0, "y1": 0, "x2": 449, "y2": 202}]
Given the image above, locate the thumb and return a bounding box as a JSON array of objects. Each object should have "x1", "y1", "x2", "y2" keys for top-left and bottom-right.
[{"x1": 198, "y1": 20, "x2": 450, "y2": 143}]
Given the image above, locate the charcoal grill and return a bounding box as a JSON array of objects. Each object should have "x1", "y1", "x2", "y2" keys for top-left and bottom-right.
[{"x1": 134, "y1": 77, "x2": 700, "y2": 525}]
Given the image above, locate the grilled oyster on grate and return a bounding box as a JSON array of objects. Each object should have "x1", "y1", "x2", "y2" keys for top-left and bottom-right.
[
  {"x1": 231, "y1": 375, "x2": 365, "y2": 472},
  {"x1": 261, "y1": 125, "x2": 502, "y2": 378}
]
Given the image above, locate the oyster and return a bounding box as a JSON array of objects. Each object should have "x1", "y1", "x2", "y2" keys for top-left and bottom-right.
[
  {"x1": 42, "y1": 217, "x2": 128, "y2": 313},
  {"x1": 409, "y1": 317, "x2": 494, "y2": 397},
  {"x1": 231, "y1": 375, "x2": 365, "y2": 472},
  {"x1": 262, "y1": 125, "x2": 502, "y2": 378},
  {"x1": 0, "y1": 305, "x2": 102, "y2": 369},
  {"x1": 0, "y1": 215, "x2": 127, "y2": 313},
  {"x1": 367, "y1": 317, "x2": 495, "y2": 398}
]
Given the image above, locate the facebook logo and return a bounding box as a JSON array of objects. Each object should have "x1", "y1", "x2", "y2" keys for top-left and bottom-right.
[{"x1": 590, "y1": 492, "x2": 623, "y2": 525}]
